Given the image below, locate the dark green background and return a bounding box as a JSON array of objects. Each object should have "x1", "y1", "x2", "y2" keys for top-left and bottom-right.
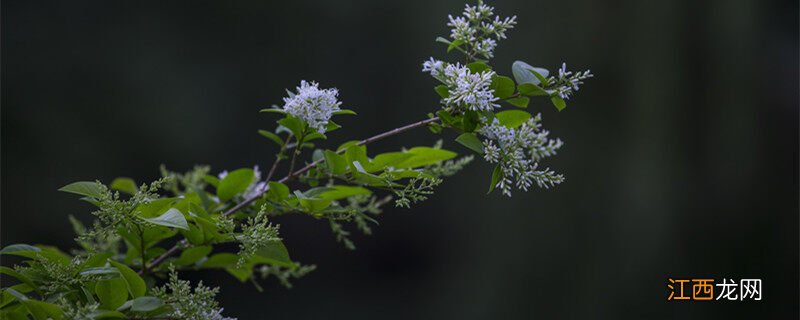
[{"x1": 2, "y1": 0, "x2": 798, "y2": 318}]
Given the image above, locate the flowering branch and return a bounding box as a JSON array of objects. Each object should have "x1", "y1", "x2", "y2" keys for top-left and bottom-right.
[
  {"x1": 1, "y1": 1, "x2": 593, "y2": 319},
  {"x1": 142, "y1": 116, "x2": 440, "y2": 274}
]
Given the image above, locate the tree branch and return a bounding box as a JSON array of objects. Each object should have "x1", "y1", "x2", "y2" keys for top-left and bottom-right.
[
  {"x1": 223, "y1": 116, "x2": 440, "y2": 217},
  {"x1": 140, "y1": 116, "x2": 439, "y2": 275},
  {"x1": 265, "y1": 134, "x2": 293, "y2": 182}
]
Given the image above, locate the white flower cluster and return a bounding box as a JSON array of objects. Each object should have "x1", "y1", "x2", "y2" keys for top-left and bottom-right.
[
  {"x1": 202, "y1": 308, "x2": 237, "y2": 320},
  {"x1": 446, "y1": 1, "x2": 517, "y2": 59},
  {"x1": 548, "y1": 63, "x2": 594, "y2": 100},
  {"x1": 422, "y1": 58, "x2": 500, "y2": 112},
  {"x1": 174, "y1": 306, "x2": 236, "y2": 320},
  {"x1": 480, "y1": 114, "x2": 564, "y2": 196},
  {"x1": 154, "y1": 270, "x2": 237, "y2": 320},
  {"x1": 282, "y1": 80, "x2": 341, "y2": 133}
]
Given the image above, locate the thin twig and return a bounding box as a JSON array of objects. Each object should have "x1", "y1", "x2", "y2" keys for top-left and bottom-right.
[
  {"x1": 141, "y1": 116, "x2": 439, "y2": 274},
  {"x1": 265, "y1": 135, "x2": 293, "y2": 182},
  {"x1": 140, "y1": 242, "x2": 183, "y2": 275},
  {"x1": 286, "y1": 134, "x2": 304, "y2": 181}
]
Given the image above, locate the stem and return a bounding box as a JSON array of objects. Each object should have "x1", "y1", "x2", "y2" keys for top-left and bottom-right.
[
  {"x1": 287, "y1": 133, "x2": 305, "y2": 181},
  {"x1": 139, "y1": 242, "x2": 183, "y2": 275},
  {"x1": 141, "y1": 116, "x2": 440, "y2": 274},
  {"x1": 137, "y1": 225, "x2": 147, "y2": 274},
  {"x1": 266, "y1": 135, "x2": 293, "y2": 182}
]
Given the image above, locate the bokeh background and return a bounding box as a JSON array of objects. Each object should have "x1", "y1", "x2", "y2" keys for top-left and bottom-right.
[{"x1": 2, "y1": 0, "x2": 798, "y2": 318}]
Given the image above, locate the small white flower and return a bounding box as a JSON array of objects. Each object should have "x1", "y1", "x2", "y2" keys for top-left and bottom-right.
[
  {"x1": 490, "y1": 15, "x2": 517, "y2": 40},
  {"x1": 447, "y1": 15, "x2": 476, "y2": 42},
  {"x1": 203, "y1": 308, "x2": 237, "y2": 320},
  {"x1": 463, "y1": 3, "x2": 494, "y2": 21},
  {"x1": 421, "y1": 57, "x2": 445, "y2": 77},
  {"x1": 475, "y1": 38, "x2": 497, "y2": 58},
  {"x1": 483, "y1": 140, "x2": 501, "y2": 163},
  {"x1": 548, "y1": 62, "x2": 593, "y2": 100},
  {"x1": 282, "y1": 80, "x2": 342, "y2": 133}
]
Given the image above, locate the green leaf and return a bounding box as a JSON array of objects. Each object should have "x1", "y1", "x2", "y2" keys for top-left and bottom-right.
[
  {"x1": 506, "y1": 96, "x2": 530, "y2": 108},
  {"x1": 5, "y1": 288, "x2": 28, "y2": 301},
  {"x1": 133, "y1": 198, "x2": 176, "y2": 218},
  {"x1": 216, "y1": 168, "x2": 255, "y2": 202},
  {"x1": 58, "y1": 181, "x2": 103, "y2": 198},
  {"x1": 224, "y1": 266, "x2": 253, "y2": 282},
  {"x1": 466, "y1": 61, "x2": 490, "y2": 73},
  {"x1": 200, "y1": 253, "x2": 239, "y2": 268},
  {"x1": 336, "y1": 140, "x2": 360, "y2": 152},
  {"x1": 80, "y1": 253, "x2": 113, "y2": 269},
  {"x1": 437, "y1": 110, "x2": 458, "y2": 127},
  {"x1": 22, "y1": 299, "x2": 64, "y2": 320},
  {"x1": 258, "y1": 130, "x2": 284, "y2": 147},
  {"x1": 199, "y1": 253, "x2": 255, "y2": 281},
  {"x1": 447, "y1": 39, "x2": 464, "y2": 52},
  {"x1": 181, "y1": 218, "x2": 213, "y2": 245},
  {"x1": 325, "y1": 121, "x2": 341, "y2": 133},
  {"x1": 512, "y1": 61, "x2": 549, "y2": 85},
  {"x1": 0, "y1": 244, "x2": 40, "y2": 254},
  {"x1": 0, "y1": 244, "x2": 70, "y2": 264},
  {"x1": 304, "y1": 132, "x2": 327, "y2": 142},
  {"x1": 490, "y1": 75, "x2": 515, "y2": 99},
  {"x1": 455, "y1": 133, "x2": 484, "y2": 154},
  {"x1": 80, "y1": 267, "x2": 120, "y2": 277},
  {"x1": 110, "y1": 178, "x2": 138, "y2": 195},
  {"x1": 323, "y1": 150, "x2": 348, "y2": 175},
  {"x1": 333, "y1": 109, "x2": 357, "y2": 116},
  {"x1": 0, "y1": 267, "x2": 36, "y2": 290},
  {"x1": 551, "y1": 96, "x2": 567, "y2": 111},
  {"x1": 529, "y1": 68, "x2": 550, "y2": 87},
  {"x1": 108, "y1": 260, "x2": 146, "y2": 298},
  {"x1": 294, "y1": 191, "x2": 332, "y2": 213},
  {"x1": 259, "y1": 108, "x2": 287, "y2": 114},
  {"x1": 141, "y1": 208, "x2": 189, "y2": 230},
  {"x1": 495, "y1": 110, "x2": 532, "y2": 128},
  {"x1": 488, "y1": 165, "x2": 502, "y2": 194},
  {"x1": 345, "y1": 145, "x2": 368, "y2": 171},
  {"x1": 315, "y1": 186, "x2": 372, "y2": 200},
  {"x1": 351, "y1": 164, "x2": 389, "y2": 186},
  {"x1": 174, "y1": 246, "x2": 213, "y2": 267},
  {"x1": 434, "y1": 85, "x2": 450, "y2": 98},
  {"x1": 462, "y1": 110, "x2": 480, "y2": 132},
  {"x1": 203, "y1": 175, "x2": 220, "y2": 188},
  {"x1": 517, "y1": 83, "x2": 548, "y2": 96},
  {"x1": 129, "y1": 296, "x2": 164, "y2": 312},
  {"x1": 435, "y1": 36, "x2": 451, "y2": 45},
  {"x1": 89, "y1": 310, "x2": 126, "y2": 319},
  {"x1": 312, "y1": 149, "x2": 325, "y2": 162},
  {"x1": 394, "y1": 147, "x2": 457, "y2": 168},
  {"x1": 368, "y1": 152, "x2": 414, "y2": 171},
  {"x1": 254, "y1": 240, "x2": 294, "y2": 267},
  {"x1": 277, "y1": 116, "x2": 305, "y2": 138},
  {"x1": 2, "y1": 307, "x2": 29, "y2": 320},
  {"x1": 266, "y1": 181, "x2": 290, "y2": 201},
  {"x1": 96, "y1": 277, "x2": 128, "y2": 310}
]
